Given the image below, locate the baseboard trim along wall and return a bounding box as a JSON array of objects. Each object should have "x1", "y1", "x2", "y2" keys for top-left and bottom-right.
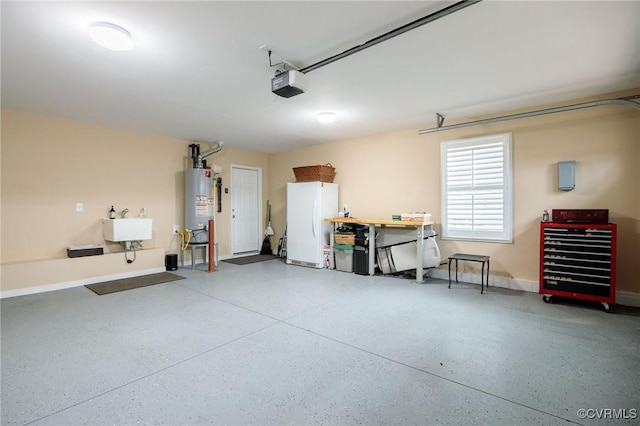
[
  {"x1": 1, "y1": 248, "x2": 166, "y2": 299},
  {"x1": 616, "y1": 291, "x2": 640, "y2": 308},
  {"x1": 3, "y1": 259, "x2": 639, "y2": 307},
  {"x1": 429, "y1": 269, "x2": 538, "y2": 293},
  {"x1": 0, "y1": 267, "x2": 166, "y2": 299},
  {"x1": 428, "y1": 268, "x2": 640, "y2": 307}
]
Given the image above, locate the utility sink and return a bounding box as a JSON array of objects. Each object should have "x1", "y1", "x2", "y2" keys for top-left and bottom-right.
[{"x1": 102, "y1": 218, "x2": 153, "y2": 242}]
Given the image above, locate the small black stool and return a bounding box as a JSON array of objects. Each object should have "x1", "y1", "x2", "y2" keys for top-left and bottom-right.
[{"x1": 448, "y1": 253, "x2": 490, "y2": 294}]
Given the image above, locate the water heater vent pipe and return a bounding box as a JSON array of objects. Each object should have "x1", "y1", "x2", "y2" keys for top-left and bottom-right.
[{"x1": 190, "y1": 141, "x2": 225, "y2": 168}]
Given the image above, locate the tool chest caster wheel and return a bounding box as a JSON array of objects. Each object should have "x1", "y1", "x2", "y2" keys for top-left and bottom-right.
[{"x1": 602, "y1": 302, "x2": 614, "y2": 313}]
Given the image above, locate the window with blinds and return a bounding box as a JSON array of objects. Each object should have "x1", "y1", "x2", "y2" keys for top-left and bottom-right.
[{"x1": 440, "y1": 133, "x2": 512, "y2": 242}]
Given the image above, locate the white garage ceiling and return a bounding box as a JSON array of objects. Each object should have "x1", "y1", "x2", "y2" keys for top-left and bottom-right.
[{"x1": 2, "y1": 1, "x2": 639, "y2": 153}]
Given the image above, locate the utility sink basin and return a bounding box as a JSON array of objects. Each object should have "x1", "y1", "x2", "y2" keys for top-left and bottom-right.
[{"x1": 102, "y1": 218, "x2": 153, "y2": 242}]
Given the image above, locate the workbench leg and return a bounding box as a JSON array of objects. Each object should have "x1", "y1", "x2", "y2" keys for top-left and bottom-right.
[
  {"x1": 368, "y1": 223, "x2": 375, "y2": 276},
  {"x1": 416, "y1": 226, "x2": 424, "y2": 283}
]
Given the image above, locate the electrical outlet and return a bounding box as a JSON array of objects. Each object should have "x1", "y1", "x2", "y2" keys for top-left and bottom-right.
[
  {"x1": 173, "y1": 225, "x2": 180, "y2": 234},
  {"x1": 75, "y1": 203, "x2": 83, "y2": 213}
]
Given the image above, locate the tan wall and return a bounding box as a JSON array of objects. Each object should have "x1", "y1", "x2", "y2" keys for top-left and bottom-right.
[
  {"x1": 1, "y1": 109, "x2": 268, "y2": 292},
  {"x1": 1, "y1": 109, "x2": 188, "y2": 262},
  {"x1": 269, "y1": 92, "x2": 640, "y2": 293},
  {"x1": 2, "y1": 91, "x2": 638, "y2": 296}
]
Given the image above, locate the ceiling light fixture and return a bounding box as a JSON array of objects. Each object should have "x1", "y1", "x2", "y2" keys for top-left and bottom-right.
[
  {"x1": 89, "y1": 22, "x2": 134, "y2": 51},
  {"x1": 316, "y1": 112, "x2": 337, "y2": 124}
]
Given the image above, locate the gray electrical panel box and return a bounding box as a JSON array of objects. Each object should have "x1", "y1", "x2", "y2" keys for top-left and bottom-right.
[{"x1": 558, "y1": 161, "x2": 576, "y2": 191}]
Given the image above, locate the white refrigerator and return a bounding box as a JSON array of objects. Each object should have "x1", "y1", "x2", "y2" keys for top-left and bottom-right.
[{"x1": 286, "y1": 182, "x2": 338, "y2": 268}]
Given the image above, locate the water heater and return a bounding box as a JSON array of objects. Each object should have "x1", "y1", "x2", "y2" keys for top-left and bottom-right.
[
  {"x1": 185, "y1": 168, "x2": 214, "y2": 243},
  {"x1": 185, "y1": 142, "x2": 224, "y2": 243}
]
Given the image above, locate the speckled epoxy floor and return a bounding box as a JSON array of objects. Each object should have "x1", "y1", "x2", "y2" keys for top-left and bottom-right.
[{"x1": 2, "y1": 258, "x2": 639, "y2": 425}]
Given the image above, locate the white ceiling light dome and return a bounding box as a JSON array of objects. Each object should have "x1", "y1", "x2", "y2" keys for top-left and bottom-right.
[
  {"x1": 89, "y1": 22, "x2": 134, "y2": 51},
  {"x1": 316, "y1": 112, "x2": 337, "y2": 124}
]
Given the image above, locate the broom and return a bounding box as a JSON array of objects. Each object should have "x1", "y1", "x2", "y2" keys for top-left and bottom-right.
[{"x1": 260, "y1": 201, "x2": 274, "y2": 255}]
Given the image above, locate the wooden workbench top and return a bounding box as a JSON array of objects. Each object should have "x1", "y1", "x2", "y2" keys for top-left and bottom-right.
[{"x1": 325, "y1": 217, "x2": 434, "y2": 227}]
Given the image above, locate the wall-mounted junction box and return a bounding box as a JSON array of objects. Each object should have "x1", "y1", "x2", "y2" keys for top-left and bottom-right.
[{"x1": 558, "y1": 160, "x2": 576, "y2": 191}]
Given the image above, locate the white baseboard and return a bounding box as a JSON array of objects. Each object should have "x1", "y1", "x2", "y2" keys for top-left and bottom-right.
[
  {"x1": 4, "y1": 263, "x2": 639, "y2": 307},
  {"x1": 0, "y1": 267, "x2": 166, "y2": 299},
  {"x1": 428, "y1": 269, "x2": 538, "y2": 293},
  {"x1": 428, "y1": 269, "x2": 640, "y2": 307},
  {"x1": 616, "y1": 291, "x2": 640, "y2": 307}
]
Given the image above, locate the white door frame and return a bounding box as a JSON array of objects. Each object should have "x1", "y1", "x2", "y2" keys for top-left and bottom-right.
[{"x1": 230, "y1": 164, "x2": 263, "y2": 256}]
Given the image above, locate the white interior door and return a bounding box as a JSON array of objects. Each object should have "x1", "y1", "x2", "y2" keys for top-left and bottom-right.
[{"x1": 231, "y1": 165, "x2": 261, "y2": 255}]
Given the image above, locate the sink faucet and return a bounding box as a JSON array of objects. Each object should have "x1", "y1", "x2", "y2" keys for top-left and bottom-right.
[{"x1": 121, "y1": 208, "x2": 129, "y2": 218}]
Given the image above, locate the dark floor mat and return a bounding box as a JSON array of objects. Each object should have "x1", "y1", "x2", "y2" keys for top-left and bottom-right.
[
  {"x1": 222, "y1": 255, "x2": 280, "y2": 265},
  {"x1": 85, "y1": 272, "x2": 185, "y2": 295}
]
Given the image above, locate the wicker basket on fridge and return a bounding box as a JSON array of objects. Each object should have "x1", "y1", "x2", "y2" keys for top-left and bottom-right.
[{"x1": 292, "y1": 163, "x2": 336, "y2": 182}]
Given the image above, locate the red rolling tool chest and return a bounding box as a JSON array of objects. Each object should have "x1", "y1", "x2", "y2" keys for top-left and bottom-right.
[{"x1": 539, "y1": 221, "x2": 617, "y2": 313}]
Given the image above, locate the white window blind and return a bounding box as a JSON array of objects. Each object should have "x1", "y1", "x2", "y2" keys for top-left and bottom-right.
[{"x1": 440, "y1": 133, "x2": 512, "y2": 242}]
